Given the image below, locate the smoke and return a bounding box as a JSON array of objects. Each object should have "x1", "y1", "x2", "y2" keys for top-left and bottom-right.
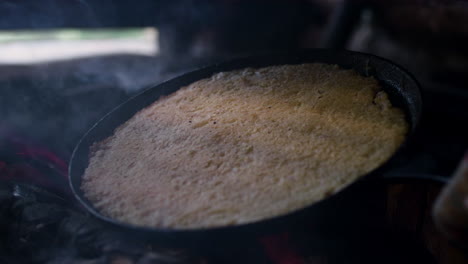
[
  {"x1": 0, "y1": 0, "x2": 327, "y2": 158},
  {"x1": 0, "y1": 1, "x2": 155, "y2": 157},
  {"x1": 0, "y1": 50, "x2": 206, "y2": 158}
]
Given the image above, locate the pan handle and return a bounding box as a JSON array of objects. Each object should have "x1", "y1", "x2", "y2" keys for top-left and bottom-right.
[
  {"x1": 383, "y1": 153, "x2": 468, "y2": 250},
  {"x1": 382, "y1": 173, "x2": 449, "y2": 184},
  {"x1": 433, "y1": 152, "x2": 468, "y2": 250},
  {"x1": 382, "y1": 159, "x2": 468, "y2": 263}
]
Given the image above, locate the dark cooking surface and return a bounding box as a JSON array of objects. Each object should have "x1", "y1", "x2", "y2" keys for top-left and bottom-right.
[
  {"x1": 68, "y1": 50, "x2": 425, "y2": 250},
  {"x1": 1, "y1": 52, "x2": 467, "y2": 263}
]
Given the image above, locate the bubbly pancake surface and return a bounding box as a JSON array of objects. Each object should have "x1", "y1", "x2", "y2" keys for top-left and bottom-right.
[{"x1": 82, "y1": 63, "x2": 408, "y2": 229}]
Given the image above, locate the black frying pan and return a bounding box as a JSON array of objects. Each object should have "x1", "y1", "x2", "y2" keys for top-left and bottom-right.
[{"x1": 69, "y1": 49, "x2": 423, "y2": 249}]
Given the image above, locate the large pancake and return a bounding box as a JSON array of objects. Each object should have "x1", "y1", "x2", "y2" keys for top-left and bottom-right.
[{"x1": 82, "y1": 63, "x2": 408, "y2": 229}]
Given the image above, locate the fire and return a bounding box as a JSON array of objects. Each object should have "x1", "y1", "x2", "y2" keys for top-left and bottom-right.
[
  {"x1": 259, "y1": 232, "x2": 307, "y2": 264},
  {"x1": 0, "y1": 132, "x2": 70, "y2": 197}
]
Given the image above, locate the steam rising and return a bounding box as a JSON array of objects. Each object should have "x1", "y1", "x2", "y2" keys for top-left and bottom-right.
[
  {"x1": 0, "y1": 54, "x2": 196, "y2": 157},
  {"x1": 0, "y1": 0, "x2": 327, "y2": 159}
]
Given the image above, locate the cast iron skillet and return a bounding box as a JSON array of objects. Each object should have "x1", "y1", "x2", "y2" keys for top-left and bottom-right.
[{"x1": 69, "y1": 49, "x2": 423, "y2": 248}]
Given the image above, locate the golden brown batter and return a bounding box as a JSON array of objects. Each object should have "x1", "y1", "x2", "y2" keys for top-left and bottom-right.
[{"x1": 82, "y1": 63, "x2": 408, "y2": 229}]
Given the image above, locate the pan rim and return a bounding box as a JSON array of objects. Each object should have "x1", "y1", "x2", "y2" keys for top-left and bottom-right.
[{"x1": 69, "y1": 48, "x2": 423, "y2": 238}]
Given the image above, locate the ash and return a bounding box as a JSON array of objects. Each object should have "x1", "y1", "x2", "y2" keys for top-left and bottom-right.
[{"x1": 0, "y1": 182, "x2": 201, "y2": 264}]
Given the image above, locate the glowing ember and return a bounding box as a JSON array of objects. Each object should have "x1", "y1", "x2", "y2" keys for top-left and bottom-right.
[
  {"x1": 259, "y1": 232, "x2": 308, "y2": 264},
  {"x1": 0, "y1": 131, "x2": 70, "y2": 197}
]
